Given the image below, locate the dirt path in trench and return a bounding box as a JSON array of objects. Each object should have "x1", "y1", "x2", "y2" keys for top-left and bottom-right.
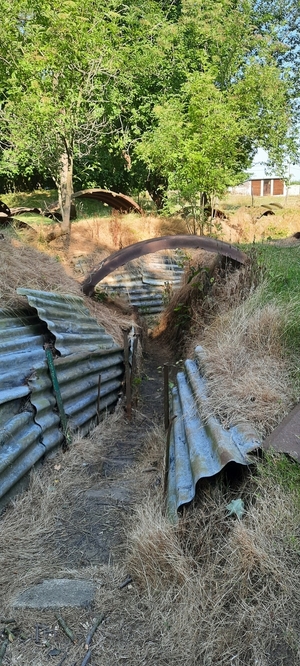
[
  {"x1": 55, "y1": 336, "x2": 174, "y2": 570},
  {"x1": 3, "y1": 335, "x2": 175, "y2": 666}
]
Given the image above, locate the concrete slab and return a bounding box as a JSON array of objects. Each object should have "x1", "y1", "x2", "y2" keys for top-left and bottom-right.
[
  {"x1": 263, "y1": 402, "x2": 300, "y2": 460},
  {"x1": 12, "y1": 578, "x2": 96, "y2": 609}
]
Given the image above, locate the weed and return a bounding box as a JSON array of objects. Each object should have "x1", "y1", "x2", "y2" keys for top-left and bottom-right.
[
  {"x1": 162, "y1": 281, "x2": 173, "y2": 306},
  {"x1": 94, "y1": 290, "x2": 108, "y2": 303}
]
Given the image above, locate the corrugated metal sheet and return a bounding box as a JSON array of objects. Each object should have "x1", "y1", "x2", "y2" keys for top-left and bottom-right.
[
  {"x1": 167, "y1": 353, "x2": 261, "y2": 523},
  {"x1": 0, "y1": 310, "x2": 48, "y2": 508},
  {"x1": 98, "y1": 253, "x2": 184, "y2": 314},
  {"x1": 73, "y1": 189, "x2": 142, "y2": 214},
  {"x1": 54, "y1": 348, "x2": 124, "y2": 435},
  {"x1": 17, "y1": 289, "x2": 117, "y2": 354},
  {"x1": 0, "y1": 412, "x2": 45, "y2": 503},
  {"x1": 0, "y1": 293, "x2": 124, "y2": 508}
]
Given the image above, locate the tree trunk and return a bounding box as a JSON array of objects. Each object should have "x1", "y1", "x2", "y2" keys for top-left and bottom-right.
[
  {"x1": 146, "y1": 172, "x2": 168, "y2": 212},
  {"x1": 58, "y1": 143, "x2": 74, "y2": 235}
]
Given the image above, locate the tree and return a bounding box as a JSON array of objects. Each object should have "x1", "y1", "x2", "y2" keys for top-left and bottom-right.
[
  {"x1": 0, "y1": 0, "x2": 169, "y2": 234},
  {"x1": 1, "y1": 0, "x2": 126, "y2": 233},
  {"x1": 135, "y1": 0, "x2": 297, "y2": 220}
]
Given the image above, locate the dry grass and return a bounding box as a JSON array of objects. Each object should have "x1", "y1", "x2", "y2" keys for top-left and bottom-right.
[
  {"x1": 38, "y1": 213, "x2": 187, "y2": 266},
  {"x1": 0, "y1": 410, "x2": 123, "y2": 604},
  {"x1": 125, "y1": 457, "x2": 300, "y2": 666},
  {"x1": 0, "y1": 234, "x2": 81, "y2": 309},
  {"x1": 0, "y1": 232, "x2": 134, "y2": 344},
  {"x1": 1, "y1": 402, "x2": 300, "y2": 665},
  {"x1": 0, "y1": 410, "x2": 140, "y2": 666},
  {"x1": 154, "y1": 249, "x2": 261, "y2": 351},
  {"x1": 218, "y1": 206, "x2": 300, "y2": 244},
  {"x1": 192, "y1": 297, "x2": 295, "y2": 438},
  {"x1": 154, "y1": 245, "x2": 296, "y2": 438},
  {"x1": 2, "y1": 201, "x2": 300, "y2": 665}
]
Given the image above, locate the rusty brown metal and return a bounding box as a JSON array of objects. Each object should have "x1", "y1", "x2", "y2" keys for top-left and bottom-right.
[
  {"x1": 0, "y1": 188, "x2": 142, "y2": 223},
  {"x1": 0, "y1": 200, "x2": 11, "y2": 217},
  {"x1": 73, "y1": 189, "x2": 142, "y2": 214},
  {"x1": 10, "y1": 206, "x2": 43, "y2": 216},
  {"x1": 263, "y1": 402, "x2": 300, "y2": 461},
  {"x1": 81, "y1": 235, "x2": 247, "y2": 296}
]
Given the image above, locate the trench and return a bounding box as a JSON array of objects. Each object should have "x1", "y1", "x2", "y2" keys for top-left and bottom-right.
[{"x1": 52, "y1": 332, "x2": 175, "y2": 568}]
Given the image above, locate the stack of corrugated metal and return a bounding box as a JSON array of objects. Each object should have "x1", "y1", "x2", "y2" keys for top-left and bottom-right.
[
  {"x1": 167, "y1": 346, "x2": 261, "y2": 523},
  {"x1": 97, "y1": 252, "x2": 184, "y2": 315},
  {"x1": 0, "y1": 289, "x2": 124, "y2": 508}
]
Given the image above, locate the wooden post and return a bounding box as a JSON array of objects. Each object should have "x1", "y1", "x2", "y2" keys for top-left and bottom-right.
[
  {"x1": 164, "y1": 415, "x2": 176, "y2": 495},
  {"x1": 131, "y1": 335, "x2": 139, "y2": 409},
  {"x1": 96, "y1": 374, "x2": 101, "y2": 425},
  {"x1": 164, "y1": 363, "x2": 169, "y2": 430},
  {"x1": 123, "y1": 328, "x2": 132, "y2": 420}
]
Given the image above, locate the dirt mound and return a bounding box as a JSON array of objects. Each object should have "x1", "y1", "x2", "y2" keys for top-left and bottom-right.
[
  {"x1": 0, "y1": 234, "x2": 81, "y2": 309},
  {"x1": 269, "y1": 232, "x2": 300, "y2": 247}
]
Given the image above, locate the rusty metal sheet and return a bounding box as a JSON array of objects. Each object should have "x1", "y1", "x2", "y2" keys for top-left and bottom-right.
[
  {"x1": 17, "y1": 289, "x2": 117, "y2": 355},
  {"x1": 1, "y1": 189, "x2": 142, "y2": 222},
  {"x1": 74, "y1": 189, "x2": 142, "y2": 214},
  {"x1": 82, "y1": 235, "x2": 247, "y2": 295},
  {"x1": 167, "y1": 357, "x2": 260, "y2": 523},
  {"x1": 0, "y1": 200, "x2": 11, "y2": 217},
  {"x1": 263, "y1": 402, "x2": 300, "y2": 460}
]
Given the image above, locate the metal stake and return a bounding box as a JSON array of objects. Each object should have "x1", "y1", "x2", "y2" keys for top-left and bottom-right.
[
  {"x1": 123, "y1": 328, "x2": 132, "y2": 420},
  {"x1": 96, "y1": 374, "x2": 101, "y2": 425},
  {"x1": 164, "y1": 363, "x2": 169, "y2": 430}
]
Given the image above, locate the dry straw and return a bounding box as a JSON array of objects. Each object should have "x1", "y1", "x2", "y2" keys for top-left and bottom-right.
[
  {"x1": 125, "y1": 457, "x2": 300, "y2": 666},
  {"x1": 0, "y1": 234, "x2": 134, "y2": 344},
  {"x1": 197, "y1": 296, "x2": 296, "y2": 437}
]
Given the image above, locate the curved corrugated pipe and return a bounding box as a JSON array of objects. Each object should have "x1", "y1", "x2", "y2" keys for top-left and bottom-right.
[
  {"x1": 81, "y1": 235, "x2": 247, "y2": 295},
  {"x1": 73, "y1": 189, "x2": 142, "y2": 214}
]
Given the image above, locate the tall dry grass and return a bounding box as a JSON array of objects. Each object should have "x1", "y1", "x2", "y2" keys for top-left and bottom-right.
[
  {"x1": 219, "y1": 207, "x2": 300, "y2": 244},
  {"x1": 198, "y1": 305, "x2": 294, "y2": 435},
  {"x1": 0, "y1": 235, "x2": 81, "y2": 308},
  {"x1": 195, "y1": 296, "x2": 296, "y2": 437},
  {"x1": 125, "y1": 457, "x2": 300, "y2": 666}
]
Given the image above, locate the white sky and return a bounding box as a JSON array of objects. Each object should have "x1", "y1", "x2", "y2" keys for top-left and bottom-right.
[{"x1": 250, "y1": 147, "x2": 300, "y2": 181}]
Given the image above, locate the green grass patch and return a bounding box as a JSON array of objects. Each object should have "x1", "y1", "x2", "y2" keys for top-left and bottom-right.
[
  {"x1": 1, "y1": 189, "x2": 115, "y2": 224},
  {"x1": 256, "y1": 244, "x2": 300, "y2": 301},
  {"x1": 241, "y1": 242, "x2": 300, "y2": 356},
  {"x1": 1, "y1": 189, "x2": 57, "y2": 209},
  {"x1": 259, "y1": 451, "x2": 300, "y2": 502},
  {"x1": 256, "y1": 245, "x2": 300, "y2": 363}
]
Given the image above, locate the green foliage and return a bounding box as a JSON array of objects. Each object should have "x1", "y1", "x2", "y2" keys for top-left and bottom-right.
[
  {"x1": 0, "y1": 0, "x2": 171, "y2": 220},
  {"x1": 136, "y1": 0, "x2": 297, "y2": 207},
  {"x1": 0, "y1": 0, "x2": 297, "y2": 216},
  {"x1": 255, "y1": 245, "x2": 300, "y2": 303},
  {"x1": 244, "y1": 242, "x2": 300, "y2": 393}
]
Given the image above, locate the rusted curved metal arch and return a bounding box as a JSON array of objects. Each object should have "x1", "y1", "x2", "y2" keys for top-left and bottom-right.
[
  {"x1": 81, "y1": 235, "x2": 247, "y2": 296},
  {"x1": 73, "y1": 189, "x2": 142, "y2": 214}
]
